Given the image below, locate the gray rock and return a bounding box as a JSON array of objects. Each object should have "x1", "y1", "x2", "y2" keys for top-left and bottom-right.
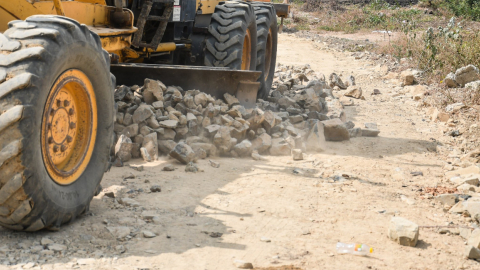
[
  {"x1": 140, "y1": 147, "x2": 152, "y2": 162},
  {"x1": 107, "y1": 226, "x2": 131, "y2": 240},
  {"x1": 455, "y1": 65, "x2": 480, "y2": 86},
  {"x1": 233, "y1": 260, "x2": 253, "y2": 269},
  {"x1": 329, "y1": 73, "x2": 346, "y2": 89},
  {"x1": 158, "y1": 128, "x2": 176, "y2": 140},
  {"x1": 251, "y1": 133, "x2": 272, "y2": 153},
  {"x1": 388, "y1": 217, "x2": 419, "y2": 247},
  {"x1": 434, "y1": 194, "x2": 458, "y2": 207},
  {"x1": 115, "y1": 85, "x2": 130, "y2": 101},
  {"x1": 132, "y1": 104, "x2": 154, "y2": 123},
  {"x1": 348, "y1": 128, "x2": 362, "y2": 138},
  {"x1": 344, "y1": 86, "x2": 363, "y2": 99},
  {"x1": 224, "y1": 93, "x2": 239, "y2": 106},
  {"x1": 361, "y1": 129, "x2": 380, "y2": 137},
  {"x1": 47, "y1": 244, "x2": 67, "y2": 252},
  {"x1": 444, "y1": 72, "x2": 458, "y2": 88},
  {"x1": 305, "y1": 121, "x2": 326, "y2": 152},
  {"x1": 147, "y1": 116, "x2": 160, "y2": 129},
  {"x1": 123, "y1": 113, "x2": 133, "y2": 126},
  {"x1": 252, "y1": 151, "x2": 268, "y2": 161},
  {"x1": 121, "y1": 124, "x2": 139, "y2": 138},
  {"x1": 119, "y1": 197, "x2": 140, "y2": 207},
  {"x1": 465, "y1": 246, "x2": 480, "y2": 259},
  {"x1": 270, "y1": 138, "x2": 291, "y2": 156},
  {"x1": 190, "y1": 143, "x2": 217, "y2": 157},
  {"x1": 194, "y1": 93, "x2": 208, "y2": 107},
  {"x1": 209, "y1": 159, "x2": 220, "y2": 168},
  {"x1": 277, "y1": 96, "x2": 297, "y2": 109},
  {"x1": 115, "y1": 135, "x2": 133, "y2": 162},
  {"x1": 162, "y1": 164, "x2": 175, "y2": 171},
  {"x1": 143, "y1": 231, "x2": 157, "y2": 238},
  {"x1": 292, "y1": 149, "x2": 303, "y2": 160},
  {"x1": 143, "y1": 79, "x2": 165, "y2": 104},
  {"x1": 365, "y1": 122, "x2": 377, "y2": 129},
  {"x1": 169, "y1": 142, "x2": 196, "y2": 164},
  {"x1": 185, "y1": 162, "x2": 199, "y2": 173},
  {"x1": 233, "y1": 140, "x2": 253, "y2": 157},
  {"x1": 142, "y1": 133, "x2": 158, "y2": 161},
  {"x1": 158, "y1": 140, "x2": 177, "y2": 154},
  {"x1": 321, "y1": 118, "x2": 349, "y2": 141},
  {"x1": 159, "y1": 120, "x2": 178, "y2": 129},
  {"x1": 345, "y1": 75, "x2": 356, "y2": 87},
  {"x1": 152, "y1": 101, "x2": 164, "y2": 110}
]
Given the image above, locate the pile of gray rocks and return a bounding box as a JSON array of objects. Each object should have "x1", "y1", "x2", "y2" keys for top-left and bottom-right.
[{"x1": 112, "y1": 64, "x2": 379, "y2": 166}]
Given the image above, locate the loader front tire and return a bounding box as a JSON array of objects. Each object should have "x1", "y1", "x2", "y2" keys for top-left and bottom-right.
[
  {"x1": 204, "y1": 1, "x2": 258, "y2": 71},
  {"x1": 0, "y1": 15, "x2": 115, "y2": 231},
  {"x1": 252, "y1": 3, "x2": 278, "y2": 100}
]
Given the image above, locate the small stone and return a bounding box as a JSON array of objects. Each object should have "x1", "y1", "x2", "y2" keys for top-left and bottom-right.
[
  {"x1": 292, "y1": 149, "x2": 303, "y2": 160},
  {"x1": 159, "y1": 120, "x2": 178, "y2": 129},
  {"x1": 47, "y1": 243, "x2": 67, "y2": 252},
  {"x1": 372, "y1": 89, "x2": 381, "y2": 95},
  {"x1": 41, "y1": 238, "x2": 54, "y2": 246},
  {"x1": 119, "y1": 197, "x2": 140, "y2": 207},
  {"x1": 434, "y1": 194, "x2": 458, "y2": 207},
  {"x1": 185, "y1": 162, "x2": 199, "y2": 173},
  {"x1": 339, "y1": 96, "x2": 354, "y2": 106},
  {"x1": 260, "y1": 237, "x2": 271, "y2": 242},
  {"x1": 361, "y1": 129, "x2": 380, "y2": 137},
  {"x1": 143, "y1": 231, "x2": 157, "y2": 238},
  {"x1": 321, "y1": 118, "x2": 349, "y2": 141},
  {"x1": 388, "y1": 217, "x2": 419, "y2": 247},
  {"x1": 209, "y1": 160, "x2": 220, "y2": 168},
  {"x1": 365, "y1": 123, "x2": 378, "y2": 129},
  {"x1": 444, "y1": 72, "x2": 458, "y2": 88},
  {"x1": 401, "y1": 69, "x2": 415, "y2": 86},
  {"x1": 344, "y1": 86, "x2": 363, "y2": 99},
  {"x1": 107, "y1": 226, "x2": 131, "y2": 240},
  {"x1": 224, "y1": 93, "x2": 239, "y2": 106},
  {"x1": 233, "y1": 260, "x2": 253, "y2": 269},
  {"x1": 150, "y1": 185, "x2": 161, "y2": 192},
  {"x1": 162, "y1": 164, "x2": 175, "y2": 171}
]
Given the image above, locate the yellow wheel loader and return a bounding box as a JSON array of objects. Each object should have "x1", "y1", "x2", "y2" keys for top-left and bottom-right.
[{"x1": 0, "y1": 0, "x2": 289, "y2": 231}]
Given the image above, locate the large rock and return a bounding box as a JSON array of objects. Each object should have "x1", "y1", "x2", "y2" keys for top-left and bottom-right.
[
  {"x1": 142, "y1": 132, "x2": 158, "y2": 161},
  {"x1": 305, "y1": 121, "x2": 326, "y2": 151},
  {"x1": 132, "y1": 104, "x2": 154, "y2": 124},
  {"x1": 224, "y1": 93, "x2": 239, "y2": 106},
  {"x1": 115, "y1": 135, "x2": 133, "y2": 162},
  {"x1": 190, "y1": 143, "x2": 217, "y2": 157},
  {"x1": 251, "y1": 133, "x2": 272, "y2": 153},
  {"x1": 321, "y1": 118, "x2": 349, "y2": 141},
  {"x1": 269, "y1": 138, "x2": 291, "y2": 156},
  {"x1": 143, "y1": 79, "x2": 165, "y2": 104},
  {"x1": 121, "y1": 124, "x2": 139, "y2": 138},
  {"x1": 169, "y1": 142, "x2": 196, "y2": 164},
  {"x1": 455, "y1": 65, "x2": 480, "y2": 86},
  {"x1": 233, "y1": 140, "x2": 253, "y2": 157},
  {"x1": 444, "y1": 72, "x2": 458, "y2": 88},
  {"x1": 213, "y1": 126, "x2": 233, "y2": 150},
  {"x1": 158, "y1": 120, "x2": 178, "y2": 129},
  {"x1": 158, "y1": 140, "x2": 177, "y2": 155},
  {"x1": 304, "y1": 88, "x2": 323, "y2": 112},
  {"x1": 344, "y1": 86, "x2": 363, "y2": 99},
  {"x1": 388, "y1": 217, "x2": 419, "y2": 247},
  {"x1": 329, "y1": 73, "x2": 346, "y2": 89},
  {"x1": 464, "y1": 246, "x2": 480, "y2": 259}
]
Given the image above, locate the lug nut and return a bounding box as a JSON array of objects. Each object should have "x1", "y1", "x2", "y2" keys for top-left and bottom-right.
[
  {"x1": 64, "y1": 100, "x2": 70, "y2": 107},
  {"x1": 47, "y1": 123, "x2": 52, "y2": 130},
  {"x1": 48, "y1": 137, "x2": 53, "y2": 144},
  {"x1": 60, "y1": 145, "x2": 67, "y2": 152},
  {"x1": 69, "y1": 108, "x2": 74, "y2": 115},
  {"x1": 50, "y1": 109, "x2": 55, "y2": 116},
  {"x1": 69, "y1": 122, "x2": 76, "y2": 129},
  {"x1": 53, "y1": 145, "x2": 59, "y2": 153},
  {"x1": 56, "y1": 99, "x2": 61, "y2": 107},
  {"x1": 66, "y1": 135, "x2": 73, "y2": 143}
]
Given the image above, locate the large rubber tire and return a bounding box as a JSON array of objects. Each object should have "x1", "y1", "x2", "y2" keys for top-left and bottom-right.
[
  {"x1": 204, "y1": 1, "x2": 258, "y2": 70},
  {"x1": 252, "y1": 3, "x2": 278, "y2": 100},
  {"x1": 0, "y1": 15, "x2": 115, "y2": 231}
]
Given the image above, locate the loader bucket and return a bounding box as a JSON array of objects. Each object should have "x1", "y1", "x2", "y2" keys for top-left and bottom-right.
[{"x1": 110, "y1": 64, "x2": 262, "y2": 108}]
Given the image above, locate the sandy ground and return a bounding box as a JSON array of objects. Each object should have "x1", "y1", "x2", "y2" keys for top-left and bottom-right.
[{"x1": 0, "y1": 33, "x2": 478, "y2": 270}]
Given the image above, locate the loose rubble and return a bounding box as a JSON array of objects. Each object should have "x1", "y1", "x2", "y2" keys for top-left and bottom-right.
[{"x1": 112, "y1": 64, "x2": 380, "y2": 164}]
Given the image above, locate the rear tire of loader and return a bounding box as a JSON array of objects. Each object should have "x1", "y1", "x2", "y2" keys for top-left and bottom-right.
[
  {"x1": 204, "y1": 1, "x2": 258, "y2": 71},
  {"x1": 252, "y1": 3, "x2": 278, "y2": 100},
  {"x1": 0, "y1": 15, "x2": 115, "y2": 231}
]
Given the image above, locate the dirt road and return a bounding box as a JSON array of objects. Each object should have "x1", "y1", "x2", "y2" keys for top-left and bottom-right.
[{"x1": 0, "y1": 33, "x2": 477, "y2": 270}]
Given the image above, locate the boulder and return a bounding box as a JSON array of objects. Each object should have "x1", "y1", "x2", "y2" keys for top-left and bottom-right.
[
  {"x1": 388, "y1": 217, "x2": 419, "y2": 247},
  {"x1": 115, "y1": 135, "x2": 133, "y2": 162},
  {"x1": 233, "y1": 140, "x2": 253, "y2": 157},
  {"x1": 269, "y1": 138, "x2": 291, "y2": 156},
  {"x1": 159, "y1": 119, "x2": 178, "y2": 129},
  {"x1": 224, "y1": 93, "x2": 239, "y2": 106},
  {"x1": 444, "y1": 72, "x2": 458, "y2": 88},
  {"x1": 169, "y1": 142, "x2": 196, "y2": 164},
  {"x1": 400, "y1": 69, "x2": 415, "y2": 86},
  {"x1": 329, "y1": 73, "x2": 346, "y2": 89},
  {"x1": 321, "y1": 118, "x2": 349, "y2": 141},
  {"x1": 251, "y1": 133, "x2": 272, "y2": 153},
  {"x1": 140, "y1": 147, "x2": 152, "y2": 162}
]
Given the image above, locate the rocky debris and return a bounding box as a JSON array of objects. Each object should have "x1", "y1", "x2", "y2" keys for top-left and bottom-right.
[
  {"x1": 252, "y1": 151, "x2": 268, "y2": 161},
  {"x1": 107, "y1": 226, "x2": 131, "y2": 240},
  {"x1": 361, "y1": 129, "x2": 380, "y2": 137},
  {"x1": 434, "y1": 194, "x2": 458, "y2": 207},
  {"x1": 233, "y1": 260, "x2": 253, "y2": 269},
  {"x1": 388, "y1": 217, "x2": 419, "y2": 247},
  {"x1": 322, "y1": 118, "x2": 349, "y2": 141},
  {"x1": 170, "y1": 142, "x2": 196, "y2": 164},
  {"x1": 112, "y1": 64, "x2": 376, "y2": 162},
  {"x1": 185, "y1": 162, "x2": 199, "y2": 173},
  {"x1": 104, "y1": 185, "x2": 126, "y2": 198},
  {"x1": 118, "y1": 197, "x2": 140, "y2": 207},
  {"x1": 455, "y1": 65, "x2": 480, "y2": 87}
]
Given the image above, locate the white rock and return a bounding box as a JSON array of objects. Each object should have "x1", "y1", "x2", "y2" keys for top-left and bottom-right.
[
  {"x1": 233, "y1": 260, "x2": 253, "y2": 269},
  {"x1": 143, "y1": 230, "x2": 157, "y2": 238},
  {"x1": 388, "y1": 217, "x2": 419, "y2": 247}
]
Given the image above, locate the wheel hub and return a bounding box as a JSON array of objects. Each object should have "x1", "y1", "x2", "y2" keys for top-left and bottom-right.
[{"x1": 41, "y1": 69, "x2": 97, "y2": 185}]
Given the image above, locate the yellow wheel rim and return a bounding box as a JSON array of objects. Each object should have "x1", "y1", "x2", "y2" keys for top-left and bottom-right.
[
  {"x1": 41, "y1": 69, "x2": 97, "y2": 185},
  {"x1": 265, "y1": 28, "x2": 273, "y2": 77},
  {"x1": 241, "y1": 29, "x2": 252, "y2": 70}
]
